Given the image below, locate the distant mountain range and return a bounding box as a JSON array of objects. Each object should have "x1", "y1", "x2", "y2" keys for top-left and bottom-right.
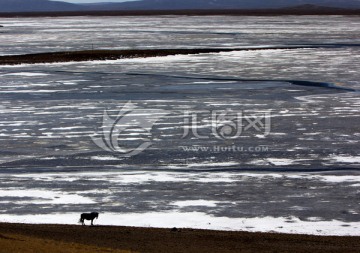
[
  {"x1": 1, "y1": 0, "x2": 360, "y2": 13},
  {"x1": 0, "y1": 0, "x2": 79, "y2": 12},
  {"x1": 89, "y1": 0, "x2": 360, "y2": 11}
]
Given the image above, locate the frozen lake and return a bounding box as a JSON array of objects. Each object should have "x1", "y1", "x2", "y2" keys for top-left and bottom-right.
[{"x1": 0, "y1": 16, "x2": 359, "y2": 235}]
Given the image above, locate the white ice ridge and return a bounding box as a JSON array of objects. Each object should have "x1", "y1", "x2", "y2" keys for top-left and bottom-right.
[
  {"x1": 171, "y1": 200, "x2": 219, "y2": 207},
  {"x1": 1, "y1": 212, "x2": 359, "y2": 236},
  {"x1": 3, "y1": 72, "x2": 49, "y2": 77},
  {"x1": 9, "y1": 171, "x2": 360, "y2": 184},
  {"x1": 330, "y1": 155, "x2": 360, "y2": 164}
]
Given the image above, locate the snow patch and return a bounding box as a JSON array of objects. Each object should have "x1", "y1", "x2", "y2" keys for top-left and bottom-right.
[
  {"x1": 0, "y1": 212, "x2": 359, "y2": 236},
  {"x1": 172, "y1": 200, "x2": 219, "y2": 207},
  {"x1": 4, "y1": 72, "x2": 49, "y2": 77}
]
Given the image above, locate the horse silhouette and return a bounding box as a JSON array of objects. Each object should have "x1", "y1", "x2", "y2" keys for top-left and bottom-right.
[{"x1": 79, "y1": 212, "x2": 99, "y2": 226}]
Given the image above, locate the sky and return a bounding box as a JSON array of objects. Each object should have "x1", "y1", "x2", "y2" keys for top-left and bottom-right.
[{"x1": 63, "y1": 0, "x2": 135, "y2": 3}]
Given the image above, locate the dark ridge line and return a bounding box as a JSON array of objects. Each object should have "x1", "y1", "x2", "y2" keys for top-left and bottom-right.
[
  {"x1": 289, "y1": 80, "x2": 356, "y2": 92},
  {"x1": 126, "y1": 73, "x2": 358, "y2": 92},
  {"x1": 297, "y1": 43, "x2": 360, "y2": 48},
  {"x1": 155, "y1": 168, "x2": 360, "y2": 173},
  {"x1": 2, "y1": 68, "x2": 355, "y2": 92},
  {"x1": 0, "y1": 166, "x2": 359, "y2": 174},
  {"x1": 1, "y1": 68, "x2": 356, "y2": 92},
  {"x1": 1, "y1": 43, "x2": 360, "y2": 65}
]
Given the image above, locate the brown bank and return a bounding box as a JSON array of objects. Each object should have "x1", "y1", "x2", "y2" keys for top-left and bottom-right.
[
  {"x1": 0, "y1": 223, "x2": 360, "y2": 253},
  {"x1": 0, "y1": 45, "x2": 353, "y2": 65}
]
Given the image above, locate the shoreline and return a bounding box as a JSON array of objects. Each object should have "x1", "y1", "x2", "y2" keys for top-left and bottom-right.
[
  {"x1": 1, "y1": 44, "x2": 359, "y2": 65},
  {"x1": 2, "y1": 211, "x2": 359, "y2": 237},
  {"x1": 1, "y1": 48, "x2": 237, "y2": 65},
  {"x1": 0, "y1": 9, "x2": 360, "y2": 18},
  {"x1": 1, "y1": 222, "x2": 360, "y2": 253}
]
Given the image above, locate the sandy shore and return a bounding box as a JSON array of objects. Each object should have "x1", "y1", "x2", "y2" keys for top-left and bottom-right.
[
  {"x1": 0, "y1": 223, "x2": 359, "y2": 253},
  {"x1": 1, "y1": 49, "x2": 236, "y2": 65},
  {"x1": 0, "y1": 48, "x2": 285, "y2": 65},
  {"x1": 0, "y1": 45, "x2": 358, "y2": 65}
]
